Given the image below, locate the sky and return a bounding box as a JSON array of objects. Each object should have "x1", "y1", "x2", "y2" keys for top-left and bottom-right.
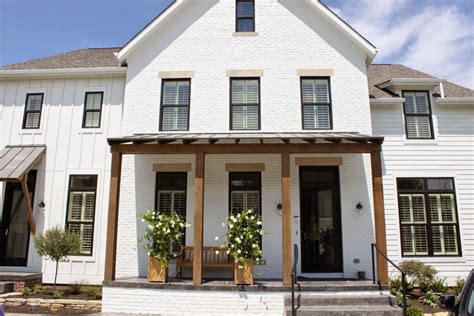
[{"x1": 0, "y1": 0, "x2": 473, "y2": 88}]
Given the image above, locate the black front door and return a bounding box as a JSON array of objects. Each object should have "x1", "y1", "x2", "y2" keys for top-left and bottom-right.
[
  {"x1": 300, "y1": 166, "x2": 342, "y2": 273},
  {"x1": 0, "y1": 170, "x2": 37, "y2": 266}
]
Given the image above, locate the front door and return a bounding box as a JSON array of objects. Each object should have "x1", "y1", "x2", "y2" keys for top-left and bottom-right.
[
  {"x1": 300, "y1": 166, "x2": 342, "y2": 273},
  {"x1": 0, "y1": 170, "x2": 37, "y2": 266}
]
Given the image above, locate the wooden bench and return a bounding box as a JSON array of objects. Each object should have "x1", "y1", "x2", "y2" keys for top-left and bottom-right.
[{"x1": 175, "y1": 246, "x2": 232, "y2": 278}]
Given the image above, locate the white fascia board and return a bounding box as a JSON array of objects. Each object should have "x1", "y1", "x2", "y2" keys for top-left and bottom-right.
[
  {"x1": 0, "y1": 67, "x2": 127, "y2": 78},
  {"x1": 377, "y1": 78, "x2": 446, "y2": 89},
  {"x1": 370, "y1": 97, "x2": 405, "y2": 105},
  {"x1": 303, "y1": 0, "x2": 377, "y2": 59},
  {"x1": 117, "y1": 0, "x2": 185, "y2": 62},
  {"x1": 436, "y1": 97, "x2": 474, "y2": 106}
]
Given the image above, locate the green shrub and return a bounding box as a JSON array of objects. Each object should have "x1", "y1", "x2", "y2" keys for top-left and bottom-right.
[
  {"x1": 389, "y1": 278, "x2": 402, "y2": 295},
  {"x1": 455, "y1": 277, "x2": 465, "y2": 295},
  {"x1": 70, "y1": 280, "x2": 84, "y2": 295},
  {"x1": 407, "y1": 306, "x2": 424, "y2": 316},
  {"x1": 52, "y1": 290, "x2": 63, "y2": 299},
  {"x1": 80, "y1": 285, "x2": 102, "y2": 300},
  {"x1": 419, "y1": 290, "x2": 441, "y2": 308},
  {"x1": 400, "y1": 260, "x2": 437, "y2": 291},
  {"x1": 21, "y1": 287, "x2": 32, "y2": 297},
  {"x1": 32, "y1": 284, "x2": 45, "y2": 294}
]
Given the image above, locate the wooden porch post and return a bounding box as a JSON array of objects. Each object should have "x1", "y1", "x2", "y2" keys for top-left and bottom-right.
[
  {"x1": 20, "y1": 175, "x2": 36, "y2": 235},
  {"x1": 281, "y1": 152, "x2": 292, "y2": 286},
  {"x1": 104, "y1": 151, "x2": 122, "y2": 282},
  {"x1": 371, "y1": 149, "x2": 389, "y2": 284},
  {"x1": 193, "y1": 152, "x2": 205, "y2": 284}
]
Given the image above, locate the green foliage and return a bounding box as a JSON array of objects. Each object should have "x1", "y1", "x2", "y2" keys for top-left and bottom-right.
[
  {"x1": 389, "y1": 278, "x2": 402, "y2": 295},
  {"x1": 32, "y1": 284, "x2": 45, "y2": 294},
  {"x1": 217, "y1": 209, "x2": 264, "y2": 264},
  {"x1": 52, "y1": 290, "x2": 63, "y2": 299},
  {"x1": 455, "y1": 277, "x2": 465, "y2": 295},
  {"x1": 419, "y1": 290, "x2": 442, "y2": 308},
  {"x1": 33, "y1": 226, "x2": 82, "y2": 263},
  {"x1": 80, "y1": 285, "x2": 102, "y2": 300},
  {"x1": 21, "y1": 287, "x2": 32, "y2": 297},
  {"x1": 400, "y1": 260, "x2": 437, "y2": 289},
  {"x1": 407, "y1": 306, "x2": 424, "y2": 316},
  {"x1": 140, "y1": 208, "x2": 190, "y2": 268},
  {"x1": 419, "y1": 277, "x2": 447, "y2": 294},
  {"x1": 70, "y1": 280, "x2": 84, "y2": 295}
]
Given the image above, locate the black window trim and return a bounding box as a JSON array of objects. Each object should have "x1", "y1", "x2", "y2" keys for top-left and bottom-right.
[
  {"x1": 22, "y1": 93, "x2": 44, "y2": 130},
  {"x1": 300, "y1": 77, "x2": 333, "y2": 130},
  {"x1": 82, "y1": 91, "x2": 104, "y2": 129},
  {"x1": 402, "y1": 90, "x2": 435, "y2": 140},
  {"x1": 229, "y1": 77, "x2": 261, "y2": 131},
  {"x1": 65, "y1": 174, "x2": 98, "y2": 257},
  {"x1": 159, "y1": 78, "x2": 191, "y2": 132},
  {"x1": 235, "y1": 0, "x2": 255, "y2": 32},
  {"x1": 397, "y1": 177, "x2": 462, "y2": 258}
]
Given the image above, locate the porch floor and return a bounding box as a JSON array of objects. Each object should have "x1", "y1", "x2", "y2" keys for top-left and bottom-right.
[{"x1": 103, "y1": 277, "x2": 387, "y2": 292}]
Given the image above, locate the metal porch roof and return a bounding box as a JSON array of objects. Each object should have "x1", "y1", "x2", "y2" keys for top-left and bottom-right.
[{"x1": 0, "y1": 145, "x2": 46, "y2": 181}]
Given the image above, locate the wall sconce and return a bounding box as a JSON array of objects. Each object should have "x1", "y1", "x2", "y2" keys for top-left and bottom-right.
[
  {"x1": 356, "y1": 202, "x2": 363, "y2": 210},
  {"x1": 38, "y1": 201, "x2": 46, "y2": 208},
  {"x1": 276, "y1": 203, "x2": 282, "y2": 216}
]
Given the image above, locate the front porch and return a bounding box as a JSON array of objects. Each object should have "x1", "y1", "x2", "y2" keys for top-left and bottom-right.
[{"x1": 103, "y1": 132, "x2": 390, "y2": 286}]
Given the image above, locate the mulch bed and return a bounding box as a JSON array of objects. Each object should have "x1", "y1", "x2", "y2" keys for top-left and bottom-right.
[
  {"x1": 11, "y1": 285, "x2": 101, "y2": 300},
  {"x1": 408, "y1": 297, "x2": 449, "y2": 313},
  {"x1": 3, "y1": 305, "x2": 97, "y2": 314}
]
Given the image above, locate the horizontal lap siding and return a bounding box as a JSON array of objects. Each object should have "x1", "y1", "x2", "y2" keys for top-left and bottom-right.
[{"x1": 372, "y1": 102, "x2": 474, "y2": 284}]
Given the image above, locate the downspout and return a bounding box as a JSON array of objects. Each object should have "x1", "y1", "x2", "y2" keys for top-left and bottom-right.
[{"x1": 439, "y1": 82, "x2": 445, "y2": 98}]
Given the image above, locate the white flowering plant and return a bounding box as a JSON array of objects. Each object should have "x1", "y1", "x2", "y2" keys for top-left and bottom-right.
[
  {"x1": 216, "y1": 209, "x2": 264, "y2": 265},
  {"x1": 140, "y1": 208, "x2": 190, "y2": 267}
]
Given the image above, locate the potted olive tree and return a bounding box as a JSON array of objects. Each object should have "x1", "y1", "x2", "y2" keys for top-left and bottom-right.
[
  {"x1": 141, "y1": 208, "x2": 190, "y2": 283},
  {"x1": 217, "y1": 209, "x2": 264, "y2": 285}
]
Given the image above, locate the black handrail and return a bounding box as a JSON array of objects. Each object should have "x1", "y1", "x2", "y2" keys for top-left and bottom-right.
[
  {"x1": 291, "y1": 244, "x2": 299, "y2": 316},
  {"x1": 371, "y1": 243, "x2": 407, "y2": 316}
]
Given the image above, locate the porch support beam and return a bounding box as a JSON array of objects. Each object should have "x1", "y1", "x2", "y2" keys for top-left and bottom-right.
[
  {"x1": 193, "y1": 152, "x2": 205, "y2": 284},
  {"x1": 371, "y1": 149, "x2": 389, "y2": 284},
  {"x1": 20, "y1": 175, "x2": 36, "y2": 235},
  {"x1": 281, "y1": 152, "x2": 292, "y2": 286},
  {"x1": 104, "y1": 151, "x2": 123, "y2": 282}
]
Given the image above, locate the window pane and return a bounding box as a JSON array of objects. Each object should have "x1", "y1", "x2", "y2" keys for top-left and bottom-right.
[
  {"x1": 163, "y1": 81, "x2": 190, "y2": 105},
  {"x1": 406, "y1": 116, "x2": 432, "y2": 138},
  {"x1": 427, "y1": 179, "x2": 453, "y2": 191},
  {"x1": 70, "y1": 175, "x2": 97, "y2": 189},
  {"x1": 232, "y1": 80, "x2": 259, "y2": 105},
  {"x1": 231, "y1": 191, "x2": 245, "y2": 214},
  {"x1": 26, "y1": 94, "x2": 42, "y2": 111},
  {"x1": 237, "y1": 18, "x2": 254, "y2": 32},
  {"x1": 398, "y1": 179, "x2": 425, "y2": 191},
  {"x1": 158, "y1": 191, "x2": 172, "y2": 214},
  {"x1": 68, "y1": 223, "x2": 93, "y2": 255},
  {"x1": 162, "y1": 106, "x2": 189, "y2": 131},
  {"x1": 237, "y1": 1, "x2": 254, "y2": 17},
  {"x1": 302, "y1": 79, "x2": 329, "y2": 104},
  {"x1": 85, "y1": 93, "x2": 102, "y2": 110},
  {"x1": 303, "y1": 105, "x2": 330, "y2": 129},
  {"x1": 68, "y1": 192, "x2": 84, "y2": 221},
  {"x1": 246, "y1": 191, "x2": 260, "y2": 212},
  {"x1": 24, "y1": 113, "x2": 40, "y2": 128},
  {"x1": 84, "y1": 111, "x2": 100, "y2": 128}
]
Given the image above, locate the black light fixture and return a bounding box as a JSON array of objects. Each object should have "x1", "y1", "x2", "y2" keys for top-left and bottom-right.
[
  {"x1": 356, "y1": 202, "x2": 363, "y2": 210},
  {"x1": 276, "y1": 203, "x2": 282, "y2": 210},
  {"x1": 38, "y1": 201, "x2": 46, "y2": 208}
]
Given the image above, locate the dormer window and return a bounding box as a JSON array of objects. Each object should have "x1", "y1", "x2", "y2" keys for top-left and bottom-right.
[
  {"x1": 402, "y1": 91, "x2": 434, "y2": 139},
  {"x1": 236, "y1": 0, "x2": 255, "y2": 32}
]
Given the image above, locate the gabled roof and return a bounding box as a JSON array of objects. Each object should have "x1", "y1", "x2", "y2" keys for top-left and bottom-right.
[{"x1": 117, "y1": 0, "x2": 377, "y2": 62}]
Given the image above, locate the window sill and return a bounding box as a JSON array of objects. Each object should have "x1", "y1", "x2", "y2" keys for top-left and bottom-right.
[
  {"x1": 401, "y1": 256, "x2": 465, "y2": 264},
  {"x1": 78, "y1": 130, "x2": 103, "y2": 135},
  {"x1": 233, "y1": 32, "x2": 258, "y2": 37},
  {"x1": 403, "y1": 139, "x2": 438, "y2": 145}
]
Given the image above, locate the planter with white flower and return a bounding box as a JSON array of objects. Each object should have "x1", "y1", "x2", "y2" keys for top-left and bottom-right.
[
  {"x1": 217, "y1": 209, "x2": 264, "y2": 286},
  {"x1": 140, "y1": 208, "x2": 190, "y2": 283}
]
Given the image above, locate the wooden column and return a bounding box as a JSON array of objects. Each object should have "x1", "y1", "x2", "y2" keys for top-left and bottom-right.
[
  {"x1": 193, "y1": 152, "x2": 205, "y2": 284},
  {"x1": 371, "y1": 149, "x2": 389, "y2": 284},
  {"x1": 20, "y1": 175, "x2": 36, "y2": 235},
  {"x1": 281, "y1": 152, "x2": 292, "y2": 286},
  {"x1": 104, "y1": 151, "x2": 122, "y2": 282}
]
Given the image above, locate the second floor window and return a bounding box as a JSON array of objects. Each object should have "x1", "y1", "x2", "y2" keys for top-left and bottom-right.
[
  {"x1": 403, "y1": 91, "x2": 434, "y2": 139},
  {"x1": 83, "y1": 92, "x2": 103, "y2": 128},
  {"x1": 22, "y1": 93, "x2": 44, "y2": 129},
  {"x1": 160, "y1": 79, "x2": 190, "y2": 131},
  {"x1": 301, "y1": 78, "x2": 332, "y2": 129},
  {"x1": 236, "y1": 0, "x2": 255, "y2": 32},
  {"x1": 230, "y1": 78, "x2": 260, "y2": 130}
]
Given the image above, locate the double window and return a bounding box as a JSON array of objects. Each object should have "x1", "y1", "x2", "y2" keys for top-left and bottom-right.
[
  {"x1": 402, "y1": 91, "x2": 434, "y2": 139},
  {"x1": 397, "y1": 178, "x2": 461, "y2": 257},
  {"x1": 160, "y1": 79, "x2": 191, "y2": 131},
  {"x1": 236, "y1": 0, "x2": 255, "y2": 32},
  {"x1": 230, "y1": 78, "x2": 260, "y2": 130},
  {"x1": 22, "y1": 93, "x2": 44, "y2": 129},
  {"x1": 83, "y1": 92, "x2": 103, "y2": 128},
  {"x1": 156, "y1": 173, "x2": 187, "y2": 252},
  {"x1": 66, "y1": 175, "x2": 98, "y2": 256},
  {"x1": 301, "y1": 78, "x2": 332, "y2": 129},
  {"x1": 229, "y1": 172, "x2": 261, "y2": 216}
]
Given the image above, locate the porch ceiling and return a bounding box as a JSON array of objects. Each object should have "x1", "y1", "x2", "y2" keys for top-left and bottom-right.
[{"x1": 108, "y1": 132, "x2": 384, "y2": 146}]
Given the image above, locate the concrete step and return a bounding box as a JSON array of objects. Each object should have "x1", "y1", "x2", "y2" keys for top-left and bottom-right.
[
  {"x1": 0, "y1": 281, "x2": 14, "y2": 293},
  {"x1": 285, "y1": 294, "x2": 396, "y2": 307},
  {"x1": 285, "y1": 305, "x2": 404, "y2": 316}
]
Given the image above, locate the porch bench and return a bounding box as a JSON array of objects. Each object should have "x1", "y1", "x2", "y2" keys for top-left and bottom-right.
[{"x1": 175, "y1": 246, "x2": 232, "y2": 278}]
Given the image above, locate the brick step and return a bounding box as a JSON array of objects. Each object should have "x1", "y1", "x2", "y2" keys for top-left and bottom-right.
[
  {"x1": 285, "y1": 305, "x2": 403, "y2": 316},
  {"x1": 0, "y1": 282, "x2": 14, "y2": 294},
  {"x1": 284, "y1": 294, "x2": 396, "y2": 307}
]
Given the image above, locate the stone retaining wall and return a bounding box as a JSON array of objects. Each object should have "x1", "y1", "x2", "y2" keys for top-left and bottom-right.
[{"x1": 1, "y1": 297, "x2": 101, "y2": 312}]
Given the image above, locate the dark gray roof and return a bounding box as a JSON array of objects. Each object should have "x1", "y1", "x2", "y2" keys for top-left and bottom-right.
[
  {"x1": 0, "y1": 145, "x2": 46, "y2": 181},
  {"x1": 108, "y1": 132, "x2": 384, "y2": 145},
  {"x1": 368, "y1": 64, "x2": 473, "y2": 98},
  {"x1": 1, "y1": 48, "x2": 472, "y2": 98},
  {"x1": 0, "y1": 48, "x2": 120, "y2": 70}
]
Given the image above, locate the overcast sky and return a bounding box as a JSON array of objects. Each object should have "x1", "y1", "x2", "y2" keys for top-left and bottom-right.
[{"x1": 1, "y1": 0, "x2": 472, "y2": 88}]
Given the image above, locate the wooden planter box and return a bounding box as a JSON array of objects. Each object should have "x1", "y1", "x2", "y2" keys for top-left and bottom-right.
[
  {"x1": 234, "y1": 259, "x2": 253, "y2": 286},
  {"x1": 148, "y1": 257, "x2": 168, "y2": 283}
]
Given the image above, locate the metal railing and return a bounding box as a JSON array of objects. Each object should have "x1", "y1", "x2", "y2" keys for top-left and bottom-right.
[
  {"x1": 371, "y1": 243, "x2": 407, "y2": 316},
  {"x1": 291, "y1": 244, "x2": 299, "y2": 316}
]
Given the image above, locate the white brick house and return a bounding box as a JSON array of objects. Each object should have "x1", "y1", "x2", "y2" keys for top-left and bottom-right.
[{"x1": 0, "y1": 0, "x2": 472, "y2": 308}]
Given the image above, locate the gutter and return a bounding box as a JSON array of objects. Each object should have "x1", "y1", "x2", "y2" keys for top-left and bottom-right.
[
  {"x1": 370, "y1": 97, "x2": 405, "y2": 105},
  {"x1": 436, "y1": 97, "x2": 474, "y2": 105},
  {"x1": 377, "y1": 78, "x2": 446, "y2": 89},
  {"x1": 0, "y1": 67, "x2": 127, "y2": 78}
]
